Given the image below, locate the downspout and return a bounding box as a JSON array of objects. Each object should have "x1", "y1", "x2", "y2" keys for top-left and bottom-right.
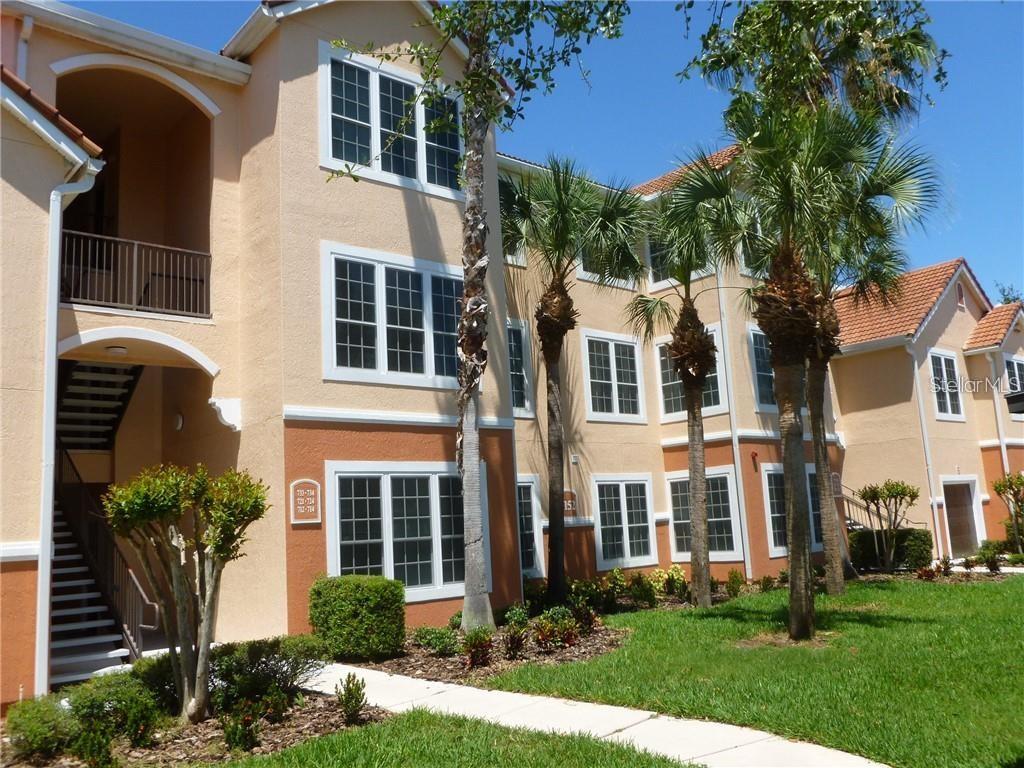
[
  {"x1": 35, "y1": 157, "x2": 103, "y2": 696},
  {"x1": 907, "y1": 343, "x2": 946, "y2": 559},
  {"x1": 988, "y1": 351, "x2": 1011, "y2": 475},
  {"x1": 17, "y1": 16, "x2": 33, "y2": 81},
  {"x1": 716, "y1": 271, "x2": 753, "y2": 579}
]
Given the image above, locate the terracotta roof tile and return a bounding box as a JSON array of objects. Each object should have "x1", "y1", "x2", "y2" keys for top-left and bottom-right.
[
  {"x1": 631, "y1": 145, "x2": 740, "y2": 196},
  {"x1": 834, "y1": 258, "x2": 964, "y2": 348},
  {"x1": 965, "y1": 301, "x2": 1024, "y2": 351},
  {"x1": 1, "y1": 65, "x2": 102, "y2": 158}
]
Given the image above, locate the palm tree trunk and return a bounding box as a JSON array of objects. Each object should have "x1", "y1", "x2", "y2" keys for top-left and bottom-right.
[
  {"x1": 455, "y1": 22, "x2": 494, "y2": 631},
  {"x1": 775, "y1": 362, "x2": 815, "y2": 640},
  {"x1": 543, "y1": 342, "x2": 567, "y2": 603},
  {"x1": 686, "y1": 383, "x2": 712, "y2": 607},
  {"x1": 806, "y1": 358, "x2": 847, "y2": 594}
]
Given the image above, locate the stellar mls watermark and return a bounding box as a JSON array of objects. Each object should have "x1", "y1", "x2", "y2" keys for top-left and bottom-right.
[{"x1": 930, "y1": 376, "x2": 1019, "y2": 395}]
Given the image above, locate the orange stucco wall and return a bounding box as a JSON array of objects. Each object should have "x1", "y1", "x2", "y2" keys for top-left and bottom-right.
[
  {"x1": 981, "y1": 445, "x2": 1024, "y2": 542},
  {"x1": 283, "y1": 421, "x2": 521, "y2": 631},
  {"x1": 1, "y1": 560, "x2": 38, "y2": 710}
]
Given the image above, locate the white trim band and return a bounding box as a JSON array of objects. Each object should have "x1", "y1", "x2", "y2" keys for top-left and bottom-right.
[
  {"x1": 283, "y1": 405, "x2": 514, "y2": 429},
  {"x1": 1, "y1": 541, "x2": 41, "y2": 562}
]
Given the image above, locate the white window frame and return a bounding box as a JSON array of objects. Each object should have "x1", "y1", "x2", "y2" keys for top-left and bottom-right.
[
  {"x1": 928, "y1": 348, "x2": 966, "y2": 422},
  {"x1": 507, "y1": 318, "x2": 535, "y2": 418},
  {"x1": 645, "y1": 237, "x2": 712, "y2": 293},
  {"x1": 321, "y1": 240, "x2": 463, "y2": 389},
  {"x1": 591, "y1": 473, "x2": 657, "y2": 571},
  {"x1": 747, "y1": 323, "x2": 778, "y2": 414},
  {"x1": 665, "y1": 465, "x2": 744, "y2": 563},
  {"x1": 324, "y1": 460, "x2": 491, "y2": 603},
  {"x1": 505, "y1": 243, "x2": 527, "y2": 268},
  {"x1": 1003, "y1": 354, "x2": 1024, "y2": 423},
  {"x1": 516, "y1": 474, "x2": 545, "y2": 578},
  {"x1": 760, "y1": 462, "x2": 824, "y2": 559},
  {"x1": 580, "y1": 328, "x2": 647, "y2": 424},
  {"x1": 317, "y1": 42, "x2": 465, "y2": 202},
  {"x1": 653, "y1": 323, "x2": 727, "y2": 423}
]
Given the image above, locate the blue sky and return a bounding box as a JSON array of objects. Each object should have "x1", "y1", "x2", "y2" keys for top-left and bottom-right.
[{"x1": 70, "y1": 1, "x2": 1023, "y2": 300}]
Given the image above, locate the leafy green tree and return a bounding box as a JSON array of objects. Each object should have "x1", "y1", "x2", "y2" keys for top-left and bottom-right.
[
  {"x1": 996, "y1": 282, "x2": 1023, "y2": 305},
  {"x1": 337, "y1": 1, "x2": 629, "y2": 628},
  {"x1": 103, "y1": 465, "x2": 268, "y2": 723},
  {"x1": 993, "y1": 472, "x2": 1024, "y2": 554},
  {"x1": 501, "y1": 158, "x2": 648, "y2": 602},
  {"x1": 857, "y1": 479, "x2": 921, "y2": 572}
]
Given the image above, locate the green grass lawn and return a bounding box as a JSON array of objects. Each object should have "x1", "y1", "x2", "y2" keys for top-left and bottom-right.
[
  {"x1": 231, "y1": 710, "x2": 691, "y2": 768},
  {"x1": 489, "y1": 578, "x2": 1024, "y2": 768}
]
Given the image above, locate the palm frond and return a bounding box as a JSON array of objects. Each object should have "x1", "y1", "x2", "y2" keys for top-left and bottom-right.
[{"x1": 624, "y1": 294, "x2": 676, "y2": 345}]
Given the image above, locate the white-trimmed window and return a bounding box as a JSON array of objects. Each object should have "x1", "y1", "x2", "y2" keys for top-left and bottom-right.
[
  {"x1": 592, "y1": 474, "x2": 657, "y2": 570},
  {"x1": 666, "y1": 467, "x2": 743, "y2": 562},
  {"x1": 929, "y1": 349, "x2": 964, "y2": 421},
  {"x1": 1005, "y1": 356, "x2": 1024, "y2": 420},
  {"x1": 655, "y1": 325, "x2": 725, "y2": 422},
  {"x1": 581, "y1": 329, "x2": 646, "y2": 423},
  {"x1": 749, "y1": 327, "x2": 776, "y2": 409},
  {"x1": 325, "y1": 461, "x2": 489, "y2": 602},
  {"x1": 507, "y1": 320, "x2": 534, "y2": 417},
  {"x1": 319, "y1": 43, "x2": 464, "y2": 200},
  {"x1": 575, "y1": 249, "x2": 637, "y2": 290},
  {"x1": 516, "y1": 476, "x2": 544, "y2": 577},
  {"x1": 647, "y1": 239, "x2": 673, "y2": 287},
  {"x1": 761, "y1": 463, "x2": 824, "y2": 559},
  {"x1": 322, "y1": 242, "x2": 462, "y2": 388}
]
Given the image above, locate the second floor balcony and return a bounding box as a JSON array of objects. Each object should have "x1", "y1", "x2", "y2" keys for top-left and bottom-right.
[{"x1": 60, "y1": 229, "x2": 211, "y2": 319}]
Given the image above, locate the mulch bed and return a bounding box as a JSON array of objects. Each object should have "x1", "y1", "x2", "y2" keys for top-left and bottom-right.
[
  {"x1": 357, "y1": 621, "x2": 631, "y2": 685},
  {"x1": 2, "y1": 694, "x2": 389, "y2": 768}
]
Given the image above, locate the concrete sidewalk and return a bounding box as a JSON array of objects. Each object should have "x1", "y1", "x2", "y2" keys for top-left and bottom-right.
[{"x1": 309, "y1": 664, "x2": 887, "y2": 768}]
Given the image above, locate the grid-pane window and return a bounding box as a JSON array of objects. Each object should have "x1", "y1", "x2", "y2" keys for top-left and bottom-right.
[
  {"x1": 808, "y1": 472, "x2": 823, "y2": 545},
  {"x1": 766, "y1": 472, "x2": 787, "y2": 549},
  {"x1": 752, "y1": 330, "x2": 775, "y2": 406},
  {"x1": 431, "y1": 276, "x2": 462, "y2": 378},
  {"x1": 931, "y1": 353, "x2": 962, "y2": 416},
  {"x1": 379, "y1": 75, "x2": 417, "y2": 179},
  {"x1": 391, "y1": 476, "x2": 432, "y2": 587},
  {"x1": 587, "y1": 337, "x2": 642, "y2": 418},
  {"x1": 334, "y1": 259, "x2": 376, "y2": 369},
  {"x1": 624, "y1": 483, "x2": 651, "y2": 557},
  {"x1": 329, "y1": 61, "x2": 371, "y2": 165},
  {"x1": 649, "y1": 240, "x2": 671, "y2": 284},
  {"x1": 588, "y1": 340, "x2": 615, "y2": 413},
  {"x1": 1007, "y1": 359, "x2": 1024, "y2": 395},
  {"x1": 508, "y1": 326, "x2": 528, "y2": 410},
  {"x1": 516, "y1": 484, "x2": 536, "y2": 572},
  {"x1": 658, "y1": 343, "x2": 721, "y2": 415},
  {"x1": 670, "y1": 475, "x2": 734, "y2": 554},
  {"x1": 439, "y1": 476, "x2": 464, "y2": 584},
  {"x1": 425, "y1": 97, "x2": 460, "y2": 190},
  {"x1": 385, "y1": 268, "x2": 425, "y2": 374},
  {"x1": 597, "y1": 484, "x2": 625, "y2": 561},
  {"x1": 337, "y1": 477, "x2": 384, "y2": 575}
]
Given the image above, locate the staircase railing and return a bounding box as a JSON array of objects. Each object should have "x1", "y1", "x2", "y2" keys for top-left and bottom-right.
[{"x1": 55, "y1": 444, "x2": 159, "y2": 659}]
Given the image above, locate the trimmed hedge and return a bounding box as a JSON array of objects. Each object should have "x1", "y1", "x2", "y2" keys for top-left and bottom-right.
[
  {"x1": 210, "y1": 634, "x2": 328, "y2": 714},
  {"x1": 309, "y1": 575, "x2": 405, "y2": 660},
  {"x1": 850, "y1": 528, "x2": 933, "y2": 571}
]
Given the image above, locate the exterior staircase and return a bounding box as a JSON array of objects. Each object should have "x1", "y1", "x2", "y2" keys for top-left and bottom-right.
[{"x1": 56, "y1": 361, "x2": 143, "y2": 450}]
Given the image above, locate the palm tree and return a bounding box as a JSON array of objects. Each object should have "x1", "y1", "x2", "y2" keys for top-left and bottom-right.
[
  {"x1": 673, "y1": 101, "x2": 936, "y2": 639},
  {"x1": 500, "y1": 158, "x2": 648, "y2": 602},
  {"x1": 624, "y1": 177, "x2": 733, "y2": 608}
]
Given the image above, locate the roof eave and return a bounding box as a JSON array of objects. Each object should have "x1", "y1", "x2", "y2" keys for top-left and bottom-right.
[{"x1": 838, "y1": 335, "x2": 909, "y2": 357}]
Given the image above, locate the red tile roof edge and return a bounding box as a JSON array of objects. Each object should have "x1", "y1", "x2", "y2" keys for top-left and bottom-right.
[{"x1": 1, "y1": 65, "x2": 102, "y2": 158}]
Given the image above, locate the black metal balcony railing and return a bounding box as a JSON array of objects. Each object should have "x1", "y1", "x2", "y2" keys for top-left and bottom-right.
[{"x1": 60, "y1": 229, "x2": 211, "y2": 318}]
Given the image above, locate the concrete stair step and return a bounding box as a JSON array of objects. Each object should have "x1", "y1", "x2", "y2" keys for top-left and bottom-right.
[
  {"x1": 51, "y1": 578, "x2": 96, "y2": 589},
  {"x1": 52, "y1": 605, "x2": 108, "y2": 618},
  {"x1": 51, "y1": 647, "x2": 130, "y2": 667},
  {"x1": 51, "y1": 633, "x2": 122, "y2": 649},
  {"x1": 51, "y1": 619, "x2": 115, "y2": 633},
  {"x1": 52, "y1": 591, "x2": 101, "y2": 603}
]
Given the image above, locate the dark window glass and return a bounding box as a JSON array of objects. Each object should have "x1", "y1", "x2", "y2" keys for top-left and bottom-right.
[
  {"x1": 588, "y1": 340, "x2": 614, "y2": 413},
  {"x1": 671, "y1": 475, "x2": 734, "y2": 553},
  {"x1": 614, "y1": 343, "x2": 640, "y2": 415},
  {"x1": 649, "y1": 240, "x2": 672, "y2": 284},
  {"x1": 766, "y1": 472, "x2": 787, "y2": 549},
  {"x1": 425, "y1": 97, "x2": 460, "y2": 189},
  {"x1": 431, "y1": 275, "x2": 462, "y2": 378},
  {"x1": 379, "y1": 75, "x2": 417, "y2": 179},
  {"x1": 334, "y1": 259, "x2": 376, "y2": 369},
  {"x1": 330, "y1": 61, "x2": 371, "y2": 165},
  {"x1": 385, "y1": 268, "x2": 425, "y2": 374},
  {"x1": 516, "y1": 484, "x2": 535, "y2": 571},
  {"x1": 439, "y1": 476, "x2": 464, "y2": 584},
  {"x1": 624, "y1": 482, "x2": 650, "y2": 557},
  {"x1": 508, "y1": 326, "x2": 527, "y2": 410},
  {"x1": 338, "y1": 476, "x2": 384, "y2": 575},
  {"x1": 752, "y1": 331, "x2": 775, "y2": 406},
  {"x1": 391, "y1": 476, "x2": 432, "y2": 587},
  {"x1": 597, "y1": 483, "x2": 624, "y2": 561}
]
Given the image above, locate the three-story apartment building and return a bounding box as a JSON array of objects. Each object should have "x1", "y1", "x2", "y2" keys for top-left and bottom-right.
[{"x1": 1, "y1": 0, "x2": 1020, "y2": 708}]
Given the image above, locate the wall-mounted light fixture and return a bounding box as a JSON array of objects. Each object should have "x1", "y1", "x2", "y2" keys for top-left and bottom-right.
[{"x1": 174, "y1": 413, "x2": 185, "y2": 432}]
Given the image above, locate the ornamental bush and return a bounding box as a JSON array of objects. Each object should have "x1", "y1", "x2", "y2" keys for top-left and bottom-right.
[
  {"x1": 627, "y1": 572, "x2": 657, "y2": 607},
  {"x1": 6, "y1": 694, "x2": 78, "y2": 761},
  {"x1": 210, "y1": 634, "x2": 327, "y2": 714},
  {"x1": 309, "y1": 575, "x2": 405, "y2": 661},
  {"x1": 412, "y1": 626, "x2": 460, "y2": 657},
  {"x1": 68, "y1": 672, "x2": 160, "y2": 749},
  {"x1": 850, "y1": 528, "x2": 933, "y2": 571}
]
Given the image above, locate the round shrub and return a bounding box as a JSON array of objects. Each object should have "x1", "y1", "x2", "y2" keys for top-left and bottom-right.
[
  {"x1": 68, "y1": 672, "x2": 160, "y2": 748},
  {"x1": 412, "y1": 626, "x2": 460, "y2": 657},
  {"x1": 6, "y1": 694, "x2": 78, "y2": 760},
  {"x1": 900, "y1": 529, "x2": 934, "y2": 570},
  {"x1": 210, "y1": 634, "x2": 328, "y2": 714},
  {"x1": 309, "y1": 575, "x2": 405, "y2": 661},
  {"x1": 131, "y1": 653, "x2": 179, "y2": 714}
]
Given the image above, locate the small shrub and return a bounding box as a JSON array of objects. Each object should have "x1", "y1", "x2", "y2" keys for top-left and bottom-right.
[
  {"x1": 983, "y1": 552, "x2": 1002, "y2": 574},
  {"x1": 308, "y1": 575, "x2": 405, "y2": 661},
  {"x1": 628, "y1": 572, "x2": 657, "y2": 607},
  {"x1": 6, "y1": 694, "x2": 78, "y2": 761},
  {"x1": 1008, "y1": 553, "x2": 1024, "y2": 566},
  {"x1": 978, "y1": 539, "x2": 1008, "y2": 558},
  {"x1": 259, "y1": 683, "x2": 289, "y2": 723},
  {"x1": 606, "y1": 568, "x2": 627, "y2": 598},
  {"x1": 502, "y1": 625, "x2": 528, "y2": 660},
  {"x1": 448, "y1": 610, "x2": 463, "y2": 631},
  {"x1": 915, "y1": 565, "x2": 937, "y2": 581},
  {"x1": 412, "y1": 626, "x2": 460, "y2": 657},
  {"x1": 131, "y1": 653, "x2": 179, "y2": 714},
  {"x1": 220, "y1": 700, "x2": 260, "y2": 751},
  {"x1": 68, "y1": 672, "x2": 159, "y2": 748},
  {"x1": 210, "y1": 634, "x2": 327, "y2": 714},
  {"x1": 962, "y1": 556, "x2": 975, "y2": 573},
  {"x1": 336, "y1": 673, "x2": 366, "y2": 725},
  {"x1": 662, "y1": 565, "x2": 688, "y2": 599},
  {"x1": 938, "y1": 555, "x2": 954, "y2": 577},
  {"x1": 777, "y1": 569, "x2": 789, "y2": 585},
  {"x1": 570, "y1": 603, "x2": 599, "y2": 635},
  {"x1": 901, "y1": 529, "x2": 934, "y2": 570},
  {"x1": 533, "y1": 606, "x2": 579, "y2": 652},
  {"x1": 725, "y1": 569, "x2": 745, "y2": 599},
  {"x1": 758, "y1": 575, "x2": 775, "y2": 592},
  {"x1": 72, "y1": 727, "x2": 115, "y2": 768},
  {"x1": 569, "y1": 577, "x2": 616, "y2": 614},
  {"x1": 500, "y1": 603, "x2": 530, "y2": 630},
  {"x1": 523, "y1": 579, "x2": 548, "y2": 615},
  {"x1": 709, "y1": 577, "x2": 720, "y2": 595},
  {"x1": 462, "y1": 627, "x2": 494, "y2": 668}
]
